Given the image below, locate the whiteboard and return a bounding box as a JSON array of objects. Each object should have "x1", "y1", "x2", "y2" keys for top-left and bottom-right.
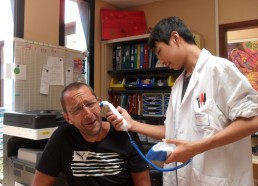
[{"x1": 13, "y1": 38, "x2": 83, "y2": 112}]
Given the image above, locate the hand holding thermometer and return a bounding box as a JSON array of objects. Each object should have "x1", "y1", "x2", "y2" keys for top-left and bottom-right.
[
  {"x1": 99, "y1": 101, "x2": 128, "y2": 131},
  {"x1": 100, "y1": 100, "x2": 191, "y2": 172}
]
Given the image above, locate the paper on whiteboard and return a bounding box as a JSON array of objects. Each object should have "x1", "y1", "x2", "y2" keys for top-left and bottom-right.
[
  {"x1": 14, "y1": 64, "x2": 27, "y2": 80},
  {"x1": 5, "y1": 63, "x2": 26, "y2": 80},
  {"x1": 5, "y1": 63, "x2": 14, "y2": 79},
  {"x1": 40, "y1": 64, "x2": 50, "y2": 95},
  {"x1": 47, "y1": 56, "x2": 64, "y2": 85}
]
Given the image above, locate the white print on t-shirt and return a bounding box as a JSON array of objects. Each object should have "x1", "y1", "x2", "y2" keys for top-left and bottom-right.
[{"x1": 71, "y1": 151, "x2": 124, "y2": 177}]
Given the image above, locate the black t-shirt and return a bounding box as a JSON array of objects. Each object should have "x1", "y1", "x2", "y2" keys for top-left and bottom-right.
[{"x1": 36, "y1": 124, "x2": 149, "y2": 186}]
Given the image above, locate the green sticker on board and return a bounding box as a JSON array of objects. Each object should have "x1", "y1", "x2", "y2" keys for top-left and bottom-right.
[{"x1": 14, "y1": 66, "x2": 20, "y2": 74}]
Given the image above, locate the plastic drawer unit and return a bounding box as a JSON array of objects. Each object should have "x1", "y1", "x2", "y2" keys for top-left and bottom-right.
[{"x1": 142, "y1": 93, "x2": 163, "y2": 117}]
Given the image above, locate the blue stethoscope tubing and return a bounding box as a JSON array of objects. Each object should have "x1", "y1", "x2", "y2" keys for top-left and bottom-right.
[{"x1": 127, "y1": 132, "x2": 192, "y2": 172}]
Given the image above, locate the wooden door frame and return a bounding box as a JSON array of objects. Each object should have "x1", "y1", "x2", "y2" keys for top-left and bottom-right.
[
  {"x1": 0, "y1": 41, "x2": 4, "y2": 106},
  {"x1": 219, "y1": 19, "x2": 258, "y2": 58}
]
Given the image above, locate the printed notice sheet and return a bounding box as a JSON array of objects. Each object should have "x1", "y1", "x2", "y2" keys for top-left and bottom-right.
[
  {"x1": 47, "y1": 56, "x2": 64, "y2": 85},
  {"x1": 40, "y1": 64, "x2": 50, "y2": 95},
  {"x1": 5, "y1": 64, "x2": 27, "y2": 80}
]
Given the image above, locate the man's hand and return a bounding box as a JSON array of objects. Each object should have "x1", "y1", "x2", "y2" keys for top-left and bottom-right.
[
  {"x1": 106, "y1": 106, "x2": 133, "y2": 131},
  {"x1": 163, "y1": 138, "x2": 199, "y2": 164}
]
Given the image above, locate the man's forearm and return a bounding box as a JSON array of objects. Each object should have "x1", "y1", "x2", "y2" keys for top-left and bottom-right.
[
  {"x1": 196, "y1": 116, "x2": 258, "y2": 154},
  {"x1": 130, "y1": 120, "x2": 165, "y2": 140}
]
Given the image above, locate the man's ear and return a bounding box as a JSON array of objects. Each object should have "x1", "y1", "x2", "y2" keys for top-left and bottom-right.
[
  {"x1": 96, "y1": 97, "x2": 100, "y2": 102},
  {"x1": 63, "y1": 112, "x2": 72, "y2": 124},
  {"x1": 169, "y1": 31, "x2": 180, "y2": 47},
  {"x1": 170, "y1": 31, "x2": 179, "y2": 42}
]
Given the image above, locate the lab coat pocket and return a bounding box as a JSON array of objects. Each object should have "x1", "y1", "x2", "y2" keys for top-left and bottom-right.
[
  {"x1": 193, "y1": 99, "x2": 211, "y2": 126},
  {"x1": 193, "y1": 99, "x2": 225, "y2": 136}
]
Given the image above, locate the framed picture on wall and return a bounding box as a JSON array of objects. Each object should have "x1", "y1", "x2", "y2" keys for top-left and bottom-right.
[{"x1": 227, "y1": 39, "x2": 258, "y2": 91}]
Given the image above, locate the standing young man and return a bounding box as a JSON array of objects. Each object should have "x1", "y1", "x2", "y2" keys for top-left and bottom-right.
[
  {"x1": 32, "y1": 82, "x2": 151, "y2": 186},
  {"x1": 107, "y1": 17, "x2": 258, "y2": 185}
]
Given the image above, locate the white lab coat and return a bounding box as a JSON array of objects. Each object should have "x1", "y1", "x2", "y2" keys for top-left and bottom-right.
[{"x1": 163, "y1": 49, "x2": 258, "y2": 186}]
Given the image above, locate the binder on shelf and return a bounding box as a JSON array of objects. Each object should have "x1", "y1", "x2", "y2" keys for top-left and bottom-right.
[
  {"x1": 128, "y1": 93, "x2": 142, "y2": 115},
  {"x1": 134, "y1": 44, "x2": 138, "y2": 69},
  {"x1": 122, "y1": 46, "x2": 126, "y2": 70},
  {"x1": 132, "y1": 94, "x2": 138, "y2": 115},
  {"x1": 130, "y1": 45, "x2": 135, "y2": 69},
  {"x1": 123, "y1": 45, "x2": 131, "y2": 70},
  {"x1": 112, "y1": 46, "x2": 116, "y2": 70},
  {"x1": 116, "y1": 45, "x2": 122, "y2": 70},
  {"x1": 143, "y1": 43, "x2": 149, "y2": 69},
  {"x1": 126, "y1": 94, "x2": 134, "y2": 115},
  {"x1": 112, "y1": 94, "x2": 121, "y2": 108},
  {"x1": 139, "y1": 43, "x2": 144, "y2": 69},
  {"x1": 126, "y1": 94, "x2": 133, "y2": 114},
  {"x1": 148, "y1": 49, "x2": 155, "y2": 69},
  {"x1": 108, "y1": 93, "x2": 114, "y2": 104},
  {"x1": 148, "y1": 50, "x2": 153, "y2": 69},
  {"x1": 137, "y1": 94, "x2": 143, "y2": 115},
  {"x1": 151, "y1": 52, "x2": 158, "y2": 68},
  {"x1": 120, "y1": 93, "x2": 128, "y2": 109},
  {"x1": 136, "y1": 44, "x2": 141, "y2": 69}
]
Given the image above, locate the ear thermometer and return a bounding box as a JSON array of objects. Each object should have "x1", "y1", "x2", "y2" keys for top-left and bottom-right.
[{"x1": 99, "y1": 101, "x2": 128, "y2": 131}]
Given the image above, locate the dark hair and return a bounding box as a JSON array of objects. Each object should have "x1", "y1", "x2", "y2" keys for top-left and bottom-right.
[
  {"x1": 60, "y1": 82, "x2": 96, "y2": 112},
  {"x1": 148, "y1": 17, "x2": 196, "y2": 50}
]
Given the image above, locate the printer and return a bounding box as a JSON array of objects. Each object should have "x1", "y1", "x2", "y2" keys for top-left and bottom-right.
[
  {"x1": 3, "y1": 110, "x2": 69, "y2": 186},
  {"x1": 3, "y1": 110, "x2": 66, "y2": 129}
]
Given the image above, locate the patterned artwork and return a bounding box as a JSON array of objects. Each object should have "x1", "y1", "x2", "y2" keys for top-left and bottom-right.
[{"x1": 228, "y1": 40, "x2": 258, "y2": 91}]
